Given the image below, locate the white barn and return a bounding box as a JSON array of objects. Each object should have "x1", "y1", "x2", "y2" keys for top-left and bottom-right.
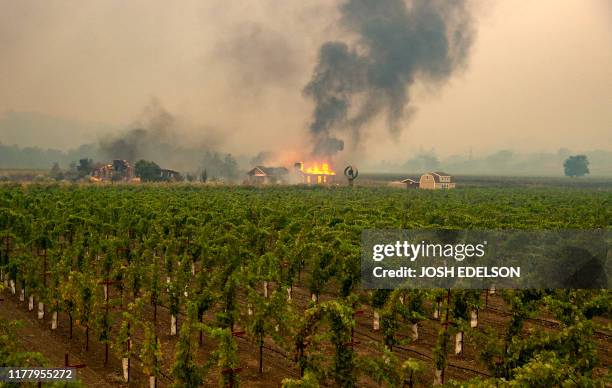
[{"x1": 419, "y1": 172, "x2": 456, "y2": 189}]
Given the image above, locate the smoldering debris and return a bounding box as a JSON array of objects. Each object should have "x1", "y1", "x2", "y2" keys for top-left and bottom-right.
[
  {"x1": 99, "y1": 98, "x2": 177, "y2": 161},
  {"x1": 97, "y1": 99, "x2": 237, "y2": 179}
]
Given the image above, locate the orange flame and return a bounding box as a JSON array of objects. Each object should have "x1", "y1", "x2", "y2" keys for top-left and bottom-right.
[{"x1": 302, "y1": 162, "x2": 336, "y2": 175}]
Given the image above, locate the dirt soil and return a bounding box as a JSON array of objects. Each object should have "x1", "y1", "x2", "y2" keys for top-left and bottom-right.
[{"x1": 0, "y1": 284, "x2": 610, "y2": 387}]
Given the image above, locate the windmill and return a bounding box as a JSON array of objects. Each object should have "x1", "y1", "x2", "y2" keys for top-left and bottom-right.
[{"x1": 344, "y1": 165, "x2": 359, "y2": 187}]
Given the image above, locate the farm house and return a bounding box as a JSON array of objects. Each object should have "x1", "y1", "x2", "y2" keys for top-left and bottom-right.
[
  {"x1": 246, "y1": 166, "x2": 289, "y2": 185},
  {"x1": 294, "y1": 162, "x2": 336, "y2": 185},
  {"x1": 419, "y1": 172, "x2": 456, "y2": 189}
]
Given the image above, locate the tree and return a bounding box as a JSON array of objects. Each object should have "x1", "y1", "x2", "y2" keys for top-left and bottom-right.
[
  {"x1": 50, "y1": 162, "x2": 64, "y2": 180},
  {"x1": 216, "y1": 272, "x2": 239, "y2": 331},
  {"x1": 141, "y1": 324, "x2": 163, "y2": 388},
  {"x1": 171, "y1": 318, "x2": 202, "y2": 387},
  {"x1": 208, "y1": 327, "x2": 240, "y2": 388},
  {"x1": 148, "y1": 261, "x2": 161, "y2": 323},
  {"x1": 75, "y1": 273, "x2": 96, "y2": 351},
  {"x1": 510, "y1": 351, "x2": 605, "y2": 387},
  {"x1": 48, "y1": 254, "x2": 64, "y2": 330},
  {"x1": 403, "y1": 152, "x2": 440, "y2": 172},
  {"x1": 114, "y1": 297, "x2": 146, "y2": 383},
  {"x1": 61, "y1": 272, "x2": 79, "y2": 339},
  {"x1": 295, "y1": 300, "x2": 356, "y2": 387},
  {"x1": 201, "y1": 151, "x2": 239, "y2": 181},
  {"x1": 282, "y1": 370, "x2": 320, "y2": 388},
  {"x1": 563, "y1": 155, "x2": 589, "y2": 177},
  {"x1": 135, "y1": 160, "x2": 162, "y2": 182},
  {"x1": 361, "y1": 348, "x2": 425, "y2": 387},
  {"x1": 477, "y1": 289, "x2": 545, "y2": 379},
  {"x1": 485, "y1": 150, "x2": 514, "y2": 168},
  {"x1": 0, "y1": 318, "x2": 46, "y2": 369},
  {"x1": 167, "y1": 279, "x2": 181, "y2": 336},
  {"x1": 379, "y1": 290, "x2": 427, "y2": 351},
  {"x1": 193, "y1": 270, "x2": 214, "y2": 346},
  {"x1": 76, "y1": 158, "x2": 94, "y2": 177},
  {"x1": 245, "y1": 281, "x2": 292, "y2": 374}
]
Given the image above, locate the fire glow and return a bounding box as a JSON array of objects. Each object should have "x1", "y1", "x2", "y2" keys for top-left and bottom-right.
[
  {"x1": 302, "y1": 162, "x2": 336, "y2": 176},
  {"x1": 296, "y1": 161, "x2": 336, "y2": 184}
]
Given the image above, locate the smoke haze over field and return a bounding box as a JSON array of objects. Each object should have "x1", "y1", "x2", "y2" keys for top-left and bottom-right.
[
  {"x1": 305, "y1": 0, "x2": 474, "y2": 156},
  {"x1": 0, "y1": 0, "x2": 611, "y2": 166},
  {"x1": 97, "y1": 98, "x2": 232, "y2": 172}
]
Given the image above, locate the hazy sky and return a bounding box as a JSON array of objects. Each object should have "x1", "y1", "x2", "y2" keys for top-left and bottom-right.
[{"x1": 0, "y1": 0, "x2": 610, "y2": 161}]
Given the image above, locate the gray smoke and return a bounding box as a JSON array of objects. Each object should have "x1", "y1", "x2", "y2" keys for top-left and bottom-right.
[
  {"x1": 215, "y1": 22, "x2": 302, "y2": 95},
  {"x1": 304, "y1": 0, "x2": 474, "y2": 156},
  {"x1": 98, "y1": 99, "x2": 233, "y2": 175},
  {"x1": 99, "y1": 98, "x2": 176, "y2": 161}
]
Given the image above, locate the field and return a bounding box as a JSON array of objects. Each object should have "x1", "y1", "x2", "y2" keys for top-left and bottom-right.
[
  {"x1": 0, "y1": 184, "x2": 610, "y2": 387},
  {"x1": 0, "y1": 169, "x2": 50, "y2": 182},
  {"x1": 360, "y1": 173, "x2": 612, "y2": 189}
]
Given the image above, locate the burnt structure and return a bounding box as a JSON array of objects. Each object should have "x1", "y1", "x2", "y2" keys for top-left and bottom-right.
[
  {"x1": 92, "y1": 159, "x2": 135, "y2": 182},
  {"x1": 294, "y1": 162, "x2": 336, "y2": 185},
  {"x1": 160, "y1": 168, "x2": 180, "y2": 181}
]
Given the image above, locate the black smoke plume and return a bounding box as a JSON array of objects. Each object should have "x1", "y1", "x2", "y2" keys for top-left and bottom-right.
[
  {"x1": 304, "y1": 0, "x2": 474, "y2": 156},
  {"x1": 97, "y1": 99, "x2": 238, "y2": 180},
  {"x1": 99, "y1": 98, "x2": 176, "y2": 161}
]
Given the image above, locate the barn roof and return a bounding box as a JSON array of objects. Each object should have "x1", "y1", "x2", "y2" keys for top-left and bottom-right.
[
  {"x1": 432, "y1": 171, "x2": 451, "y2": 177},
  {"x1": 247, "y1": 166, "x2": 289, "y2": 177},
  {"x1": 426, "y1": 171, "x2": 454, "y2": 183}
]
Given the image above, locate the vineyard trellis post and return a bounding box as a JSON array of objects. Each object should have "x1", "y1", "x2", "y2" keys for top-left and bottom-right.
[{"x1": 98, "y1": 277, "x2": 121, "y2": 366}]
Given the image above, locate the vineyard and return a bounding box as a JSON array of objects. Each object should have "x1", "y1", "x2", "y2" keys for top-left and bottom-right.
[{"x1": 0, "y1": 184, "x2": 610, "y2": 387}]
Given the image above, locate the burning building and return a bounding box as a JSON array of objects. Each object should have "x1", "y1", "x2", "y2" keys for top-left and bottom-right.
[
  {"x1": 294, "y1": 162, "x2": 336, "y2": 185},
  {"x1": 246, "y1": 166, "x2": 289, "y2": 185},
  {"x1": 91, "y1": 159, "x2": 136, "y2": 182},
  {"x1": 245, "y1": 162, "x2": 337, "y2": 185}
]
